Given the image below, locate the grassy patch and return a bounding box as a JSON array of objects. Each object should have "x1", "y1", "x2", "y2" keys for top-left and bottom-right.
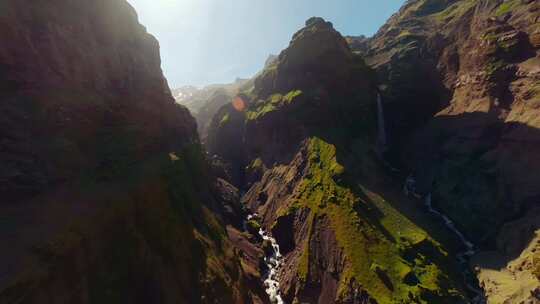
[
  {"x1": 485, "y1": 59, "x2": 506, "y2": 76},
  {"x1": 433, "y1": 0, "x2": 476, "y2": 23},
  {"x1": 495, "y1": 0, "x2": 521, "y2": 16},
  {"x1": 219, "y1": 113, "x2": 230, "y2": 126},
  {"x1": 287, "y1": 137, "x2": 463, "y2": 303},
  {"x1": 284, "y1": 90, "x2": 303, "y2": 104},
  {"x1": 297, "y1": 213, "x2": 314, "y2": 282},
  {"x1": 246, "y1": 89, "x2": 303, "y2": 121}
]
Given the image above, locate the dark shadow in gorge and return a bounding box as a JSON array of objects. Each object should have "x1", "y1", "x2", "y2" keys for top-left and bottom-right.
[{"x1": 330, "y1": 110, "x2": 540, "y2": 271}]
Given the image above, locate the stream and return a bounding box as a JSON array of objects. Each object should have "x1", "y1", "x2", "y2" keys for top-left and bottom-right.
[
  {"x1": 404, "y1": 176, "x2": 486, "y2": 303},
  {"x1": 246, "y1": 214, "x2": 285, "y2": 304}
]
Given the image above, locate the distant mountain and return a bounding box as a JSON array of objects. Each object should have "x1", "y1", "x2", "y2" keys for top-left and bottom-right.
[{"x1": 172, "y1": 66, "x2": 285, "y2": 140}]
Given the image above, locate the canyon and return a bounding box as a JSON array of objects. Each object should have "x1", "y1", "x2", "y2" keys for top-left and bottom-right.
[{"x1": 1, "y1": 0, "x2": 539, "y2": 304}]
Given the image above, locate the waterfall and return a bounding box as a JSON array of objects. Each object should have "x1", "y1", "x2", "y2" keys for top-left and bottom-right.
[
  {"x1": 259, "y1": 228, "x2": 285, "y2": 304},
  {"x1": 376, "y1": 93, "x2": 387, "y2": 151},
  {"x1": 404, "y1": 179, "x2": 485, "y2": 303},
  {"x1": 424, "y1": 194, "x2": 484, "y2": 303},
  {"x1": 245, "y1": 214, "x2": 285, "y2": 304}
]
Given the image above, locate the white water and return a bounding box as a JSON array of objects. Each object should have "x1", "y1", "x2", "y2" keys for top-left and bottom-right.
[
  {"x1": 246, "y1": 214, "x2": 285, "y2": 304},
  {"x1": 404, "y1": 178, "x2": 485, "y2": 303},
  {"x1": 259, "y1": 228, "x2": 285, "y2": 304},
  {"x1": 376, "y1": 93, "x2": 387, "y2": 151}
]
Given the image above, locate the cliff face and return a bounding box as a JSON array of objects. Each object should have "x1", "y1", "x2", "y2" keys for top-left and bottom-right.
[
  {"x1": 352, "y1": 0, "x2": 540, "y2": 302},
  {"x1": 0, "y1": 1, "x2": 263, "y2": 303},
  {"x1": 0, "y1": 0, "x2": 197, "y2": 203},
  {"x1": 207, "y1": 17, "x2": 470, "y2": 303}
]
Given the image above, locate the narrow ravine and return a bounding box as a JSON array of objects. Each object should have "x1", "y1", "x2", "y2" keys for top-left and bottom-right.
[
  {"x1": 246, "y1": 214, "x2": 285, "y2": 304},
  {"x1": 404, "y1": 176, "x2": 486, "y2": 303}
]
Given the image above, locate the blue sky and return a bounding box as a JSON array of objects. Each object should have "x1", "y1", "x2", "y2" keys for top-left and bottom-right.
[{"x1": 126, "y1": 0, "x2": 405, "y2": 88}]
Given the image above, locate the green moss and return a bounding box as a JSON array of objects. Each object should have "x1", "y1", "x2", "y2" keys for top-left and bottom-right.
[
  {"x1": 270, "y1": 93, "x2": 283, "y2": 104},
  {"x1": 247, "y1": 220, "x2": 261, "y2": 232},
  {"x1": 246, "y1": 158, "x2": 264, "y2": 173},
  {"x1": 288, "y1": 137, "x2": 463, "y2": 303},
  {"x1": 433, "y1": 0, "x2": 476, "y2": 23},
  {"x1": 397, "y1": 30, "x2": 413, "y2": 39},
  {"x1": 485, "y1": 59, "x2": 506, "y2": 76},
  {"x1": 246, "y1": 104, "x2": 273, "y2": 120},
  {"x1": 483, "y1": 32, "x2": 498, "y2": 42},
  {"x1": 246, "y1": 89, "x2": 303, "y2": 121},
  {"x1": 219, "y1": 113, "x2": 230, "y2": 126},
  {"x1": 297, "y1": 213, "x2": 315, "y2": 282},
  {"x1": 283, "y1": 90, "x2": 303, "y2": 104},
  {"x1": 495, "y1": 0, "x2": 521, "y2": 16}
]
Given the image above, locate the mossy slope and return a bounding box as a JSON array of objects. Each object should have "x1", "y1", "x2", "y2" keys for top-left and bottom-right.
[{"x1": 278, "y1": 138, "x2": 465, "y2": 303}]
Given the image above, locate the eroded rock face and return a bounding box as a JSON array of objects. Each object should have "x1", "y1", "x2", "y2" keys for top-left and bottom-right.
[
  {"x1": 355, "y1": 0, "x2": 540, "y2": 243},
  {"x1": 207, "y1": 18, "x2": 377, "y2": 188},
  {"x1": 0, "y1": 1, "x2": 262, "y2": 303},
  {"x1": 206, "y1": 16, "x2": 471, "y2": 303},
  {"x1": 349, "y1": 0, "x2": 540, "y2": 302},
  {"x1": 0, "y1": 0, "x2": 197, "y2": 203},
  {"x1": 242, "y1": 137, "x2": 466, "y2": 303}
]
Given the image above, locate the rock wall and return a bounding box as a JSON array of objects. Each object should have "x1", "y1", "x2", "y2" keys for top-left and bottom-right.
[
  {"x1": 209, "y1": 17, "x2": 470, "y2": 303},
  {"x1": 0, "y1": 1, "x2": 263, "y2": 303},
  {"x1": 351, "y1": 0, "x2": 540, "y2": 302},
  {"x1": 0, "y1": 0, "x2": 196, "y2": 203}
]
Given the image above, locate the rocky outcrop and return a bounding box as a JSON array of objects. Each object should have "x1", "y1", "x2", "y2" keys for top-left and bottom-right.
[
  {"x1": 349, "y1": 0, "x2": 540, "y2": 302},
  {"x1": 209, "y1": 17, "x2": 470, "y2": 303},
  {"x1": 0, "y1": 0, "x2": 197, "y2": 203},
  {"x1": 0, "y1": 1, "x2": 264, "y2": 303},
  {"x1": 207, "y1": 17, "x2": 377, "y2": 184}
]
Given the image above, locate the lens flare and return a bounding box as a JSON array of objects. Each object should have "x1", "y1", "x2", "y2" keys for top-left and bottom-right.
[{"x1": 232, "y1": 96, "x2": 246, "y2": 112}]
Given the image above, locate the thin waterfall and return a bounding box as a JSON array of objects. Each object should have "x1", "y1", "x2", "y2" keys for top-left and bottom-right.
[
  {"x1": 376, "y1": 93, "x2": 387, "y2": 152},
  {"x1": 404, "y1": 178, "x2": 485, "y2": 303},
  {"x1": 259, "y1": 228, "x2": 285, "y2": 304}
]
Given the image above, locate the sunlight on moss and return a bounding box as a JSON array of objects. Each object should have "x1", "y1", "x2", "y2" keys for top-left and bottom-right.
[
  {"x1": 286, "y1": 137, "x2": 463, "y2": 303},
  {"x1": 495, "y1": 0, "x2": 521, "y2": 16}
]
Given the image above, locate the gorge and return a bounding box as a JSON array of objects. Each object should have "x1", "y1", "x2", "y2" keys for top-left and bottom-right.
[{"x1": 1, "y1": 0, "x2": 540, "y2": 304}]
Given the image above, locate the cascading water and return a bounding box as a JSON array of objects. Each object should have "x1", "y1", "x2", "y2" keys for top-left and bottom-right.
[
  {"x1": 259, "y1": 229, "x2": 285, "y2": 304},
  {"x1": 404, "y1": 177, "x2": 485, "y2": 303},
  {"x1": 376, "y1": 92, "x2": 387, "y2": 152},
  {"x1": 246, "y1": 214, "x2": 285, "y2": 304}
]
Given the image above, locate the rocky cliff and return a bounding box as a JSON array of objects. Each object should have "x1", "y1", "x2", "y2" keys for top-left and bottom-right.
[
  {"x1": 0, "y1": 1, "x2": 265, "y2": 303},
  {"x1": 207, "y1": 17, "x2": 472, "y2": 303},
  {"x1": 350, "y1": 0, "x2": 540, "y2": 302}
]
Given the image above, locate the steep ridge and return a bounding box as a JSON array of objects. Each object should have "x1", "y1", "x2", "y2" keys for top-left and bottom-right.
[
  {"x1": 349, "y1": 0, "x2": 540, "y2": 302},
  {"x1": 207, "y1": 17, "x2": 472, "y2": 303},
  {"x1": 173, "y1": 78, "x2": 250, "y2": 139},
  {"x1": 0, "y1": 1, "x2": 266, "y2": 303}
]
